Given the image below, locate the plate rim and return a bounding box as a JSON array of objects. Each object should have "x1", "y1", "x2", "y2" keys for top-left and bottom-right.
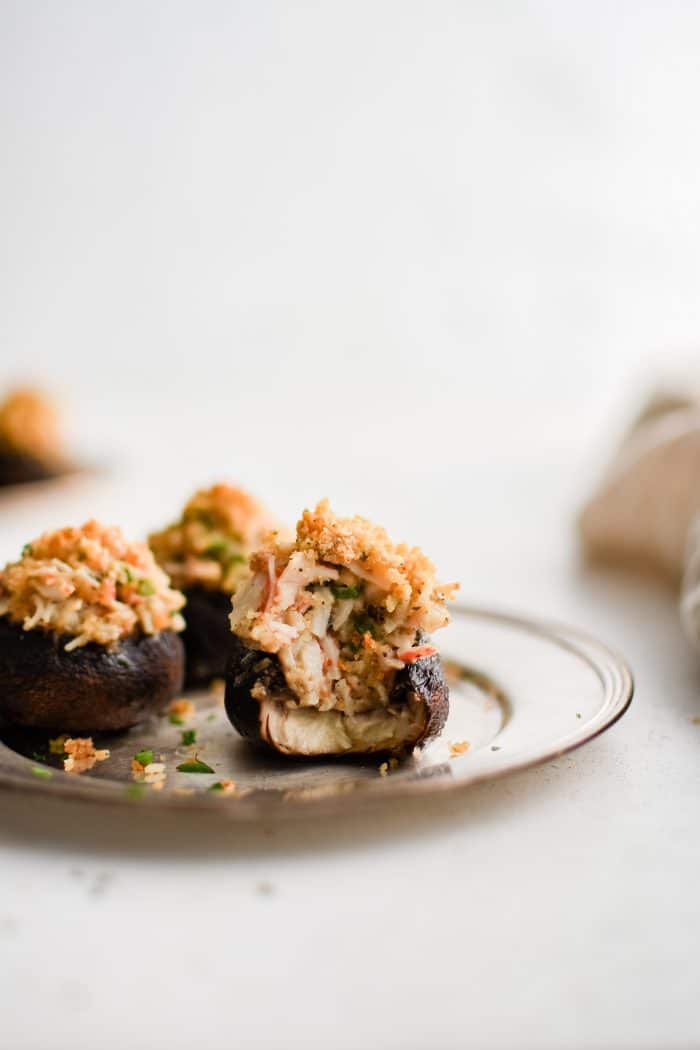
[{"x1": 0, "y1": 604, "x2": 635, "y2": 819}]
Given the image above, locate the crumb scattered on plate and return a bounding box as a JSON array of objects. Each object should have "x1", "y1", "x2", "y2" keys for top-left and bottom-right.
[
  {"x1": 167, "y1": 698, "x2": 195, "y2": 724},
  {"x1": 63, "y1": 737, "x2": 110, "y2": 774},
  {"x1": 209, "y1": 779, "x2": 238, "y2": 795},
  {"x1": 448, "y1": 740, "x2": 470, "y2": 757}
]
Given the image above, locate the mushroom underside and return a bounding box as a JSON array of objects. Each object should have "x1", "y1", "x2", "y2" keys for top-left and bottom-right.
[{"x1": 225, "y1": 637, "x2": 449, "y2": 757}]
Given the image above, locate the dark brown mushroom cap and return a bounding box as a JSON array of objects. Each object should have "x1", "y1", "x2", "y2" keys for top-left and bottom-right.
[
  {"x1": 181, "y1": 586, "x2": 233, "y2": 688},
  {"x1": 224, "y1": 635, "x2": 449, "y2": 757},
  {"x1": 0, "y1": 617, "x2": 184, "y2": 732},
  {"x1": 392, "y1": 649, "x2": 450, "y2": 748},
  {"x1": 0, "y1": 450, "x2": 57, "y2": 487}
]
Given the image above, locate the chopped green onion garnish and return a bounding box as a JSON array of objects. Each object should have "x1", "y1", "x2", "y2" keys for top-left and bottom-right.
[
  {"x1": 204, "y1": 538, "x2": 230, "y2": 558},
  {"x1": 123, "y1": 564, "x2": 134, "y2": 582},
  {"x1": 208, "y1": 782, "x2": 225, "y2": 792},
  {"x1": 194, "y1": 510, "x2": 215, "y2": 528},
  {"x1": 137, "y1": 579, "x2": 156, "y2": 596},
  {"x1": 169, "y1": 714, "x2": 184, "y2": 726},
  {"x1": 134, "y1": 749, "x2": 154, "y2": 767},
  {"x1": 331, "y1": 583, "x2": 361, "y2": 600},
  {"x1": 30, "y1": 766, "x2": 52, "y2": 779},
  {"x1": 176, "y1": 758, "x2": 215, "y2": 774},
  {"x1": 181, "y1": 729, "x2": 197, "y2": 746},
  {"x1": 21, "y1": 542, "x2": 32, "y2": 557}
]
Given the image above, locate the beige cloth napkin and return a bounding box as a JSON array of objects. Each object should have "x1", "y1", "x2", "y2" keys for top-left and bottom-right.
[{"x1": 579, "y1": 389, "x2": 700, "y2": 644}]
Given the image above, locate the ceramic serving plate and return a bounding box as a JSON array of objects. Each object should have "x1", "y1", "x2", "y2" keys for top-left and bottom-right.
[{"x1": 0, "y1": 605, "x2": 633, "y2": 820}]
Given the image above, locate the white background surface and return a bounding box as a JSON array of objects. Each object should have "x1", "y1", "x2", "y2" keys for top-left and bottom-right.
[{"x1": 1, "y1": 3, "x2": 699, "y2": 1048}]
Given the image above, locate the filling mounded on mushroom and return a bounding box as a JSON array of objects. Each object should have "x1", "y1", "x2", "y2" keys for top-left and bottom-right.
[
  {"x1": 226, "y1": 500, "x2": 458, "y2": 756},
  {"x1": 149, "y1": 484, "x2": 279, "y2": 686},
  {"x1": 0, "y1": 387, "x2": 65, "y2": 486},
  {"x1": 0, "y1": 521, "x2": 186, "y2": 731}
]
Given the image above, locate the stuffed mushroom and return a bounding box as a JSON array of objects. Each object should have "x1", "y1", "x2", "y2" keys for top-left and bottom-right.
[
  {"x1": 149, "y1": 484, "x2": 279, "y2": 686},
  {"x1": 0, "y1": 521, "x2": 186, "y2": 731},
  {"x1": 0, "y1": 387, "x2": 66, "y2": 486},
  {"x1": 225, "y1": 500, "x2": 458, "y2": 757}
]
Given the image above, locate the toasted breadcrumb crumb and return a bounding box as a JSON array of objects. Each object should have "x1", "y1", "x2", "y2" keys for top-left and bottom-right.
[
  {"x1": 448, "y1": 740, "x2": 470, "y2": 757},
  {"x1": 63, "y1": 737, "x2": 110, "y2": 774},
  {"x1": 167, "y1": 698, "x2": 195, "y2": 720},
  {"x1": 209, "y1": 677, "x2": 225, "y2": 698}
]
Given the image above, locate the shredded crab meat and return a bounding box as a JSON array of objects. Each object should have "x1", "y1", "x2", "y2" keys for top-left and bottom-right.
[
  {"x1": 0, "y1": 520, "x2": 185, "y2": 649},
  {"x1": 149, "y1": 483, "x2": 280, "y2": 593},
  {"x1": 230, "y1": 500, "x2": 458, "y2": 714}
]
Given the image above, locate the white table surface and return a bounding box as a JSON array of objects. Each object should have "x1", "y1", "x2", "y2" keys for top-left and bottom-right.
[{"x1": 1, "y1": 4, "x2": 699, "y2": 1048}]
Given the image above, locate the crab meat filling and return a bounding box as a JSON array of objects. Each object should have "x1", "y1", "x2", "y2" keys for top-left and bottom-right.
[
  {"x1": 149, "y1": 483, "x2": 279, "y2": 594},
  {"x1": 230, "y1": 500, "x2": 458, "y2": 753}
]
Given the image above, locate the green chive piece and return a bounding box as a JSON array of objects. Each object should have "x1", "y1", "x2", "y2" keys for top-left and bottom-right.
[
  {"x1": 31, "y1": 751, "x2": 47, "y2": 762},
  {"x1": 30, "y1": 765, "x2": 52, "y2": 779},
  {"x1": 181, "y1": 729, "x2": 197, "y2": 746},
  {"x1": 21, "y1": 542, "x2": 32, "y2": 557},
  {"x1": 177, "y1": 759, "x2": 215, "y2": 774},
  {"x1": 208, "y1": 782, "x2": 225, "y2": 792},
  {"x1": 123, "y1": 564, "x2": 134, "y2": 582},
  {"x1": 331, "y1": 583, "x2": 361, "y2": 600},
  {"x1": 169, "y1": 714, "x2": 184, "y2": 726},
  {"x1": 137, "y1": 579, "x2": 156, "y2": 597},
  {"x1": 134, "y1": 749, "x2": 154, "y2": 767},
  {"x1": 204, "y1": 538, "x2": 229, "y2": 558}
]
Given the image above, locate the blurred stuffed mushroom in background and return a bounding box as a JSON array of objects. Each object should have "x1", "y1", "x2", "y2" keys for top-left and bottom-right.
[
  {"x1": 0, "y1": 521, "x2": 185, "y2": 731},
  {"x1": 149, "y1": 484, "x2": 280, "y2": 686},
  {"x1": 225, "y1": 499, "x2": 458, "y2": 758},
  {"x1": 0, "y1": 387, "x2": 67, "y2": 486}
]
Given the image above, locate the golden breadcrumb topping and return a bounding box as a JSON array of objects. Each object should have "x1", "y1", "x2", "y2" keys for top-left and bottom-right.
[
  {"x1": 252, "y1": 498, "x2": 458, "y2": 614},
  {"x1": 0, "y1": 387, "x2": 62, "y2": 462},
  {"x1": 149, "y1": 483, "x2": 279, "y2": 593},
  {"x1": 448, "y1": 740, "x2": 470, "y2": 756},
  {"x1": 63, "y1": 737, "x2": 110, "y2": 774},
  {"x1": 0, "y1": 520, "x2": 185, "y2": 649}
]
